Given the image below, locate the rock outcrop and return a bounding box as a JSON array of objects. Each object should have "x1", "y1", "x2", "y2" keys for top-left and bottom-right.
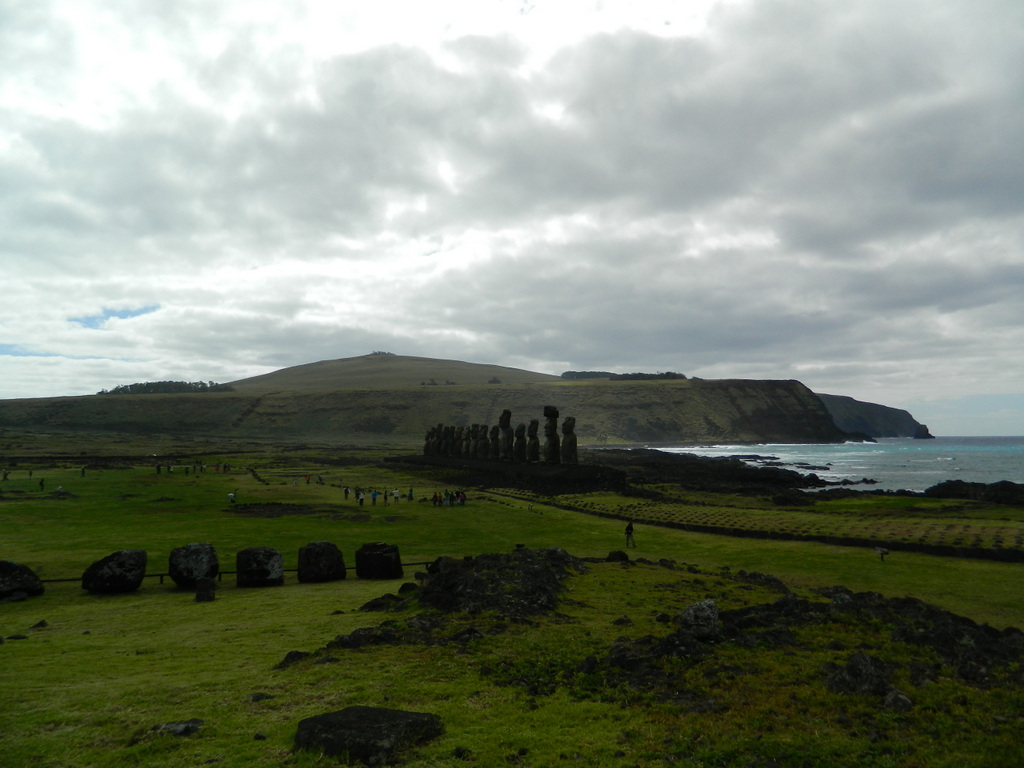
[{"x1": 294, "y1": 706, "x2": 443, "y2": 765}]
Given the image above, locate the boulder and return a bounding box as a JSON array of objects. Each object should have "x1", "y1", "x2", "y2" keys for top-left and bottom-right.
[
  {"x1": 236, "y1": 547, "x2": 284, "y2": 587},
  {"x1": 297, "y1": 541, "x2": 346, "y2": 583},
  {"x1": 294, "y1": 706, "x2": 443, "y2": 765},
  {"x1": 675, "y1": 599, "x2": 721, "y2": 640},
  {"x1": 82, "y1": 550, "x2": 147, "y2": 594},
  {"x1": 0, "y1": 561, "x2": 45, "y2": 601},
  {"x1": 153, "y1": 719, "x2": 204, "y2": 737},
  {"x1": 355, "y1": 543, "x2": 403, "y2": 580},
  {"x1": 168, "y1": 542, "x2": 219, "y2": 589},
  {"x1": 884, "y1": 689, "x2": 914, "y2": 711}
]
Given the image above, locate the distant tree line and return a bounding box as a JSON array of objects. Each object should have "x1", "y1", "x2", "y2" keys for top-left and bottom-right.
[
  {"x1": 97, "y1": 381, "x2": 234, "y2": 395},
  {"x1": 561, "y1": 371, "x2": 687, "y2": 381},
  {"x1": 561, "y1": 371, "x2": 615, "y2": 380}
]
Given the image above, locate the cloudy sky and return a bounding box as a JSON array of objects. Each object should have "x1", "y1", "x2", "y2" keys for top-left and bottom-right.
[{"x1": 3, "y1": 0, "x2": 1023, "y2": 435}]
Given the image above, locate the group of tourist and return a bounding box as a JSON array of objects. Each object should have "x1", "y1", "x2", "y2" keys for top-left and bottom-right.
[
  {"x1": 332, "y1": 485, "x2": 467, "y2": 507},
  {"x1": 341, "y1": 486, "x2": 414, "y2": 506},
  {"x1": 430, "y1": 489, "x2": 466, "y2": 506}
]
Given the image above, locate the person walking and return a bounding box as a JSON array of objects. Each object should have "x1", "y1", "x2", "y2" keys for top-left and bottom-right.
[{"x1": 625, "y1": 521, "x2": 636, "y2": 548}]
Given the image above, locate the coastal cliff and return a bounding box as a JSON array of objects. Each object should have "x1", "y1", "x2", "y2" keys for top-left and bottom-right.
[{"x1": 816, "y1": 393, "x2": 934, "y2": 439}]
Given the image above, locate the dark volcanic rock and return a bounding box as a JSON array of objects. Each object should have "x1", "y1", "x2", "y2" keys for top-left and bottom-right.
[
  {"x1": 275, "y1": 650, "x2": 311, "y2": 669},
  {"x1": 392, "y1": 453, "x2": 627, "y2": 495},
  {"x1": 194, "y1": 577, "x2": 216, "y2": 602},
  {"x1": 675, "y1": 599, "x2": 721, "y2": 640},
  {"x1": 924, "y1": 479, "x2": 1024, "y2": 506},
  {"x1": 236, "y1": 547, "x2": 284, "y2": 587},
  {"x1": 355, "y1": 542, "x2": 403, "y2": 580},
  {"x1": 298, "y1": 541, "x2": 346, "y2": 583},
  {"x1": 168, "y1": 542, "x2": 219, "y2": 589},
  {"x1": 825, "y1": 652, "x2": 893, "y2": 696},
  {"x1": 82, "y1": 549, "x2": 147, "y2": 594},
  {"x1": 0, "y1": 560, "x2": 44, "y2": 601},
  {"x1": 294, "y1": 706, "x2": 443, "y2": 766},
  {"x1": 418, "y1": 547, "x2": 586, "y2": 618},
  {"x1": 583, "y1": 448, "x2": 826, "y2": 494}
]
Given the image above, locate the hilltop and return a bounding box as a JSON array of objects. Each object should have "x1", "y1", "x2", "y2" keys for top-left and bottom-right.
[{"x1": 227, "y1": 353, "x2": 561, "y2": 392}]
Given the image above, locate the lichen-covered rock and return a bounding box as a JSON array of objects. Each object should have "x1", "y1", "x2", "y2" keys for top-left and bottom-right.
[
  {"x1": 294, "y1": 706, "x2": 443, "y2": 766},
  {"x1": 236, "y1": 547, "x2": 284, "y2": 587},
  {"x1": 675, "y1": 599, "x2": 721, "y2": 640},
  {"x1": 0, "y1": 560, "x2": 44, "y2": 601},
  {"x1": 168, "y1": 542, "x2": 219, "y2": 589},
  {"x1": 82, "y1": 550, "x2": 147, "y2": 594}
]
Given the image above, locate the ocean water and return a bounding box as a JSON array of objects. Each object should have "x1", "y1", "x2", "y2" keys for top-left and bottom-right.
[{"x1": 659, "y1": 436, "x2": 1024, "y2": 493}]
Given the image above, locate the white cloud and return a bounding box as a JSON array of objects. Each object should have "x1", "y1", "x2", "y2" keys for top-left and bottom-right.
[{"x1": 2, "y1": 0, "x2": 1023, "y2": 434}]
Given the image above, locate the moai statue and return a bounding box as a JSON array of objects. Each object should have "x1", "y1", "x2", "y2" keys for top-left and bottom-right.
[
  {"x1": 462, "y1": 425, "x2": 473, "y2": 457},
  {"x1": 543, "y1": 406, "x2": 561, "y2": 464},
  {"x1": 476, "y1": 424, "x2": 491, "y2": 459},
  {"x1": 489, "y1": 425, "x2": 501, "y2": 460},
  {"x1": 561, "y1": 416, "x2": 578, "y2": 464},
  {"x1": 444, "y1": 425, "x2": 457, "y2": 456},
  {"x1": 423, "y1": 426, "x2": 435, "y2": 455},
  {"x1": 513, "y1": 423, "x2": 527, "y2": 462},
  {"x1": 432, "y1": 423, "x2": 444, "y2": 454},
  {"x1": 526, "y1": 419, "x2": 541, "y2": 462},
  {"x1": 498, "y1": 409, "x2": 514, "y2": 461}
]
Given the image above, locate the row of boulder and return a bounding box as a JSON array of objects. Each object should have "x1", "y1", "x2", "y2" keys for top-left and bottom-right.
[{"x1": 0, "y1": 541, "x2": 404, "y2": 599}]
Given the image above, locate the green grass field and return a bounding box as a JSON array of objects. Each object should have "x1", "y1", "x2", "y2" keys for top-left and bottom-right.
[{"x1": 3, "y1": 444, "x2": 1024, "y2": 767}]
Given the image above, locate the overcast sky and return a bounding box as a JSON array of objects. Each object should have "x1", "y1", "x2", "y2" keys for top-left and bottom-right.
[{"x1": 3, "y1": 0, "x2": 1023, "y2": 435}]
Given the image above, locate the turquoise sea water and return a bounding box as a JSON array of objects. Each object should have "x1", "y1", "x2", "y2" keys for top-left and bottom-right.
[{"x1": 660, "y1": 437, "x2": 1024, "y2": 493}]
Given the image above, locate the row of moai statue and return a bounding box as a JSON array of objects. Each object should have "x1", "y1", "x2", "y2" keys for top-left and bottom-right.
[{"x1": 423, "y1": 406, "x2": 578, "y2": 464}]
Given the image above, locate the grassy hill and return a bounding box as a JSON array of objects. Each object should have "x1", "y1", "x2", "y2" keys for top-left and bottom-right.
[
  {"x1": 227, "y1": 353, "x2": 561, "y2": 392},
  {"x1": 0, "y1": 354, "x2": 848, "y2": 446}
]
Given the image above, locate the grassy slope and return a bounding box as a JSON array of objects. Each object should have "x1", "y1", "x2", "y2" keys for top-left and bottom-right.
[
  {"x1": 0, "y1": 354, "x2": 846, "y2": 445},
  {"x1": 3, "y1": 443, "x2": 1024, "y2": 767}
]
